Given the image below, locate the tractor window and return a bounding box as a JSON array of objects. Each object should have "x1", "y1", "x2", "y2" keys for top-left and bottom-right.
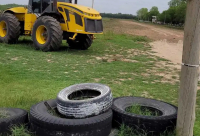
[
  {"x1": 32, "y1": 0, "x2": 41, "y2": 13},
  {"x1": 58, "y1": 0, "x2": 72, "y2": 3},
  {"x1": 42, "y1": 0, "x2": 50, "y2": 11}
]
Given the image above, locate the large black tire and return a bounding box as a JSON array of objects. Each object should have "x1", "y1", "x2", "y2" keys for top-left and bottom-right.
[
  {"x1": 32, "y1": 16, "x2": 63, "y2": 52},
  {"x1": 0, "y1": 13, "x2": 21, "y2": 43},
  {"x1": 30, "y1": 99, "x2": 112, "y2": 136},
  {"x1": 112, "y1": 97, "x2": 177, "y2": 135},
  {"x1": 0, "y1": 108, "x2": 28, "y2": 135},
  {"x1": 56, "y1": 83, "x2": 113, "y2": 118},
  {"x1": 67, "y1": 34, "x2": 92, "y2": 50}
]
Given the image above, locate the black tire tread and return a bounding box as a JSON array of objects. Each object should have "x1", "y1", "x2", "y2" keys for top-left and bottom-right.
[
  {"x1": 0, "y1": 13, "x2": 21, "y2": 43},
  {"x1": 0, "y1": 108, "x2": 28, "y2": 135},
  {"x1": 112, "y1": 96, "x2": 177, "y2": 135},
  {"x1": 30, "y1": 99, "x2": 112, "y2": 136},
  {"x1": 68, "y1": 34, "x2": 92, "y2": 50},
  {"x1": 32, "y1": 16, "x2": 63, "y2": 52}
]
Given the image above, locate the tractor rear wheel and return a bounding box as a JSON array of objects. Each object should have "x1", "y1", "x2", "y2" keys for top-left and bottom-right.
[
  {"x1": 0, "y1": 13, "x2": 21, "y2": 43},
  {"x1": 68, "y1": 34, "x2": 93, "y2": 50},
  {"x1": 32, "y1": 16, "x2": 63, "y2": 52}
]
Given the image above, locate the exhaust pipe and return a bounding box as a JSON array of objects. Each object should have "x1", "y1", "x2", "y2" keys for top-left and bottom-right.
[{"x1": 53, "y1": 0, "x2": 57, "y2": 11}]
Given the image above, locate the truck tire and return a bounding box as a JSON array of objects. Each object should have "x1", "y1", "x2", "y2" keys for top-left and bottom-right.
[
  {"x1": 56, "y1": 83, "x2": 113, "y2": 118},
  {"x1": 112, "y1": 97, "x2": 177, "y2": 135},
  {"x1": 32, "y1": 16, "x2": 63, "y2": 52},
  {"x1": 0, "y1": 13, "x2": 21, "y2": 43},
  {"x1": 0, "y1": 108, "x2": 28, "y2": 135},
  {"x1": 68, "y1": 34, "x2": 92, "y2": 50},
  {"x1": 30, "y1": 99, "x2": 112, "y2": 136}
]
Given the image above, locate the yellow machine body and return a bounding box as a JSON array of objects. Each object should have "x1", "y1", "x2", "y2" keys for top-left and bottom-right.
[{"x1": 4, "y1": 2, "x2": 103, "y2": 36}]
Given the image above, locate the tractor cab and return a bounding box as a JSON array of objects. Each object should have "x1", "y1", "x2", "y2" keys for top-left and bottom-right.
[{"x1": 28, "y1": 0, "x2": 78, "y2": 14}]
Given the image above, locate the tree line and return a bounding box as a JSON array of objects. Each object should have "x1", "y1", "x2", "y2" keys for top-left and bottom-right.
[
  {"x1": 100, "y1": 13, "x2": 137, "y2": 20},
  {"x1": 137, "y1": 0, "x2": 187, "y2": 24},
  {"x1": 0, "y1": 4, "x2": 25, "y2": 13}
]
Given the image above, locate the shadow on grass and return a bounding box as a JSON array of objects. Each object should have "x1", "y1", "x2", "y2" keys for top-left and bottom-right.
[{"x1": 18, "y1": 39, "x2": 33, "y2": 46}]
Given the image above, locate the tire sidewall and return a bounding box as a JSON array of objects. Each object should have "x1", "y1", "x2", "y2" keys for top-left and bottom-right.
[
  {"x1": 0, "y1": 108, "x2": 28, "y2": 134},
  {"x1": 57, "y1": 83, "x2": 111, "y2": 105},
  {"x1": 56, "y1": 83, "x2": 113, "y2": 118},
  {"x1": 112, "y1": 97, "x2": 177, "y2": 120},
  {"x1": 112, "y1": 97, "x2": 177, "y2": 134}
]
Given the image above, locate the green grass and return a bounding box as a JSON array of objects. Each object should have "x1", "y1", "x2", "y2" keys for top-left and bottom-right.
[
  {"x1": 10, "y1": 125, "x2": 31, "y2": 136},
  {"x1": 0, "y1": 19, "x2": 199, "y2": 135},
  {"x1": 125, "y1": 105, "x2": 160, "y2": 116},
  {"x1": 0, "y1": 110, "x2": 10, "y2": 118},
  {"x1": 118, "y1": 125, "x2": 176, "y2": 136}
]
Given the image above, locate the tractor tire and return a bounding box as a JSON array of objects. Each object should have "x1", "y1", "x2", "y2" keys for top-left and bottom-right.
[
  {"x1": 0, "y1": 13, "x2": 21, "y2": 44},
  {"x1": 112, "y1": 97, "x2": 177, "y2": 136},
  {"x1": 32, "y1": 16, "x2": 63, "y2": 52},
  {"x1": 0, "y1": 108, "x2": 28, "y2": 135},
  {"x1": 56, "y1": 83, "x2": 113, "y2": 118},
  {"x1": 68, "y1": 34, "x2": 93, "y2": 50},
  {"x1": 30, "y1": 99, "x2": 112, "y2": 136}
]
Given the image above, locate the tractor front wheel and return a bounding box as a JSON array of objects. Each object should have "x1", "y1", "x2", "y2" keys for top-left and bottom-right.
[
  {"x1": 68, "y1": 34, "x2": 93, "y2": 50},
  {"x1": 32, "y1": 16, "x2": 63, "y2": 52}
]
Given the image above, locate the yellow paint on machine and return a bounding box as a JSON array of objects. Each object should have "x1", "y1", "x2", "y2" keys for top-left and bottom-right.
[
  {"x1": 3, "y1": 2, "x2": 103, "y2": 35},
  {"x1": 0, "y1": 21, "x2": 7, "y2": 37},
  {"x1": 24, "y1": 14, "x2": 37, "y2": 32}
]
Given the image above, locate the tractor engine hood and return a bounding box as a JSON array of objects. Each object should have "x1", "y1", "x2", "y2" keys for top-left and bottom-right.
[{"x1": 57, "y1": 2, "x2": 100, "y2": 15}]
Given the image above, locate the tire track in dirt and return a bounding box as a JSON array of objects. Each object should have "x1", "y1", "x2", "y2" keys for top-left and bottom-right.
[{"x1": 119, "y1": 20, "x2": 184, "y2": 68}]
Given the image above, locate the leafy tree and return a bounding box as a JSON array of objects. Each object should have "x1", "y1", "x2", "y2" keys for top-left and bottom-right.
[
  {"x1": 168, "y1": 0, "x2": 187, "y2": 7},
  {"x1": 175, "y1": 2, "x2": 187, "y2": 23},
  {"x1": 137, "y1": 8, "x2": 148, "y2": 20},
  {"x1": 137, "y1": 1, "x2": 186, "y2": 24},
  {"x1": 149, "y1": 6, "x2": 160, "y2": 20}
]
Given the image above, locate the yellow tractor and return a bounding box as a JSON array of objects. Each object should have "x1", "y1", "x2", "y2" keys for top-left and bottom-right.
[{"x1": 0, "y1": 0, "x2": 103, "y2": 51}]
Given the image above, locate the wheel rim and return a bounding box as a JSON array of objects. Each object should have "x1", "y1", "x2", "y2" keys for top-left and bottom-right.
[
  {"x1": 36, "y1": 25, "x2": 48, "y2": 44},
  {"x1": 0, "y1": 21, "x2": 7, "y2": 38}
]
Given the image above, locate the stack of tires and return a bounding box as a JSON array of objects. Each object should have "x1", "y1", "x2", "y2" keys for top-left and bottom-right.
[{"x1": 30, "y1": 83, "x2": 113, "y2": 136}]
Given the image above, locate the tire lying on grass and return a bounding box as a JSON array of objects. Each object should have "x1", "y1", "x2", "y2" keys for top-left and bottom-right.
[
  {"x1": 30, "y1": 99, "x2": 113, "y2": 136},
  {"x1": 0, "y1": 108, "x2": 28, "y2": 135},
  {"x1": 112, "y1": 97, "x2": 177, "y2": 135},
  {"x1": 56, "y1": 83, "x2": 113, "y2": 118}
]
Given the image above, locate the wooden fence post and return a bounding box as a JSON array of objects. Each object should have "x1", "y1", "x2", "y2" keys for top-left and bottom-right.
[{"x1": 177, "y1": 0, "x2": 200, "y2": 136}]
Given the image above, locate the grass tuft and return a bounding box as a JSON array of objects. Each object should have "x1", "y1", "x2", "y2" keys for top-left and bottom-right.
[
  {"x1": 118, "y1": 124, "x2": 176, "y2": 136},
  {"x1": 132, "y1": 36, "x2": 150, "y2": 42},
  {"x1": 125, "y1": 105, "x2": 160, "y2": 116},
  {"x1": 118, "y1": 124, "x2": 147, "y2": 136},
  {"x1": 10, "y1": 125, "x2": 31, "y2": 136}
]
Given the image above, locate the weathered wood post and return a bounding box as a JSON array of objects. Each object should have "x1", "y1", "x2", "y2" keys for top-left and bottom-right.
[{"x1": 177, "y1": 0, "x2": 200, "y2": 136}]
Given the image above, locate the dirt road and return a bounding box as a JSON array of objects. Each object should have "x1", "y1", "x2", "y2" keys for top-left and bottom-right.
[{"x1": 116, "y1": 20, "x2": 184, "y2": 68}]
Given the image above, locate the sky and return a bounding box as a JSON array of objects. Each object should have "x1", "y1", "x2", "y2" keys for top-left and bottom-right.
[{"x1": 1, "y1": 0, "x2": 171, "y2": 15}]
